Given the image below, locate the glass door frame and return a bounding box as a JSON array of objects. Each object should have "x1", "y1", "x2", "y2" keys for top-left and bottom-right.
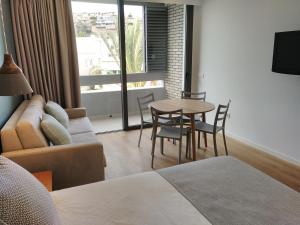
[
  {"x1": 117, "y1": 0, "x2": 129, "y2": 130},
  {"x1": 118, "y1": 1, "x2": 194, "y2": 131},
  {"x1": 118, "y1": 0, "x2": 152, "y2": 131}
]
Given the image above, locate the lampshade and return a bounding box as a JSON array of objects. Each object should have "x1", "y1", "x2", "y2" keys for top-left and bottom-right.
[{"x1": 0, "y1": 54, "x2": 33, "y2": 96}]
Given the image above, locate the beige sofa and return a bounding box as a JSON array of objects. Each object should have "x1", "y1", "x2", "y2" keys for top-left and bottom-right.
[{"x1": 0, "y1": 95, "x2": 105, "y2": 190}]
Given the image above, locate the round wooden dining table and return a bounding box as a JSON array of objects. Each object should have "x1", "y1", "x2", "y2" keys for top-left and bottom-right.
[{"x1": 149, "y1": 99, "x2": 215, "y2": 161}]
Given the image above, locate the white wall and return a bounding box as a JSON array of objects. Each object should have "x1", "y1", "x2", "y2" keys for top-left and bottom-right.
[{"x1": 194, "y1": 0, "x2": 300, "y2": 164}]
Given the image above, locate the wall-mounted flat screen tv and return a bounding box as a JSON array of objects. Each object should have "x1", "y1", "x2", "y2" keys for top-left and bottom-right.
[{"x1": 272, "y1": 31, "x2": 300, "y2": 75}]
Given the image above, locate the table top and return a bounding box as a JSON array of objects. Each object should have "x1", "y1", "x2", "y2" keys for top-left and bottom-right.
[{"x1": 149, "y1": 99, "x2": 215, "y2": 115}]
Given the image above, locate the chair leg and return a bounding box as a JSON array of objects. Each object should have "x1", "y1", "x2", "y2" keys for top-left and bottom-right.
[
  {"x1": 160, "y1": 137, "x2": 164, "y2": 155},
  {"x1": 197, "y1": 131, "x2": 200, "y2": 149},
  {"x1": 223, "y1": 130, "x2": 228, "y2": 155},
  {"x1": 202, "y1": 113, "x2": 208, "y2": 148},
  {"x1": 150, "y1": 127, "x2": 154, "y2": 140},
  {"x1": 198, "y1": 131, "x2": 201, "y2": 150},
  {"x1": 151, "y1": 134, "x2": 157, "y2": 168},
  {"x1": 189, "y1": 133, "x2": 192, "y2": 159},
  {"x1": 186, "y1": 134, "x2": 189, "y2": 159},
  {"x1": 138, "y1": 124, "x2": 143, "y2": 147},
  {"x1": 178, "y1": 139, "x2": 182, "y2": 164},
  {"x1": 213, "y1": 133, "x2": 218, "y2": 156},
  {"x1": 204, "y1": 133, "x2": 208, "y2": 148}
]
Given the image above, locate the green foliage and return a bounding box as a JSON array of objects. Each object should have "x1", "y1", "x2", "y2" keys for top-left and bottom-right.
[
  {"x1": 98, "y1": 30, "x2": 120, "y2": 67},
  {"x1": 90, "y1": 16, "x2": 97, "y2": 26},
  {"x1": 95, "y1": 18, "x2": 144, "y2": 74},
  {"x1": 75, "y1": 22, "x2": 92, "y2": 37},
  {"x1": 125, "y1": 19, "x2": 144, "y2": 73},
  {"x1": 79, "y1": 15, "x2": 145, "y2": 88}
]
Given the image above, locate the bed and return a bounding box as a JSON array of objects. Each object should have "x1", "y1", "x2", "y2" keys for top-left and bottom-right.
[{"x1": 51, "y1": 156, "x2": 300, "y2": 225}]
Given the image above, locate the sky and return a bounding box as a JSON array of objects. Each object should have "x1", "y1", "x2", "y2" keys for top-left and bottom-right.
[{"x1": 71, "y1": 2, "x2": 143, "y2": 18}]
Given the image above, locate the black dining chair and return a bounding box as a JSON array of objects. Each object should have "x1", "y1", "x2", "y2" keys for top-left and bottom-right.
[
  {"x1": 195, "y1": 100, "x2": 231, "y2": 156},
  {"x1": 181, "y1": 91, "x2": 207, "y2": 148},
  {"x1": 150, "y1": 107, "x2": 191, "y2": 168}
]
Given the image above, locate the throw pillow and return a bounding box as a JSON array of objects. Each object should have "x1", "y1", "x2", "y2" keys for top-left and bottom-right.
[
  {"x1": 44, "y1": 101, "x2": 69, "y2": 128},
  {"x1": 0, "y1": 156, "x2": 61, "y2": 225},
  {"x1": 41, "y1": 114, "x2": 72, "y2": 145}
]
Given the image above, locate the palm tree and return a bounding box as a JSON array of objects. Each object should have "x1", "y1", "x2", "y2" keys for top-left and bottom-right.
[
  {"x1": 125, "y1": 19, "x2": 144, "y2": 73},
  {"x1": 94, "y1": 18, "x2": 144, "y2": 74}
]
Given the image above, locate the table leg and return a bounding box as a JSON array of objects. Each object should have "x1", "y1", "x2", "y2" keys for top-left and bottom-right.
[
  {"x1": 190, "y1": 114, "x2": 196, "y2": 161},
  {"x1": 202, "y1": 113, "x2": 208, "y2": 148}
]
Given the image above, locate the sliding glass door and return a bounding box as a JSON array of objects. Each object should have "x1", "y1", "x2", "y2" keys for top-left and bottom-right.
[
  {"x1": 71, "y1": 0, "x2": 168, "y2": 132},
  {"x1": 125, "y1": 3, "x2": 167, "y2": 128}
]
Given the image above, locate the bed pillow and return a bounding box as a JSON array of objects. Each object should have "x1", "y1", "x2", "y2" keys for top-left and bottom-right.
[
  {"x1": 41, "y1": 114, "x2": 72, "y2": 145},
  {"x1": 0, "y1": 156, "x2": 61, "y2": 225},
  {"x1": 44, "y1": 101, "x2": 69, "y2": 128}
]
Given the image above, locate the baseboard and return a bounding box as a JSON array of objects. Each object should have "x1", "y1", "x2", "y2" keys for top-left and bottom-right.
[{"x1": 226, "y1": 132, "x2": 300, "y2": 167}]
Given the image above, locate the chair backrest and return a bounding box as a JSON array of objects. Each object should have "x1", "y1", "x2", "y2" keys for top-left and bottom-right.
[
  {"x1": 151, "y1": 107, "x2": 184, "y2": 136},
  {"x1": 213, "y1": 100, "x2": 231, "y2": 131},
  {"x1": 137, "y1": 93, "x2": 155, "y2": 121},
  {"x1": 181, "y1": 91, "x2": 206, "y2": 101}
]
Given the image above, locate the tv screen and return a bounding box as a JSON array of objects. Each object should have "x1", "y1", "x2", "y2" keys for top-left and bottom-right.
[{"x1": 272, "y1": 31, "x2": 300, "y2": 75}]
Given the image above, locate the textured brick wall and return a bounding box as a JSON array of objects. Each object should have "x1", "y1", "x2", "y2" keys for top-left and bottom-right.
[{"x1": 165, "y1": 4, "x2": 184, "y2": 99}]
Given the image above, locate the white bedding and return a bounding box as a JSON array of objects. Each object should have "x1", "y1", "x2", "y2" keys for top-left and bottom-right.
[{"x1": 51, "y1": 172, "x2": 211, "y2": 225}]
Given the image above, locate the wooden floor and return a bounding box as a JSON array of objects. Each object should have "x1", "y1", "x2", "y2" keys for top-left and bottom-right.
[{"x1": 97, "y1": 128, "x2": 300, "y2": 192}]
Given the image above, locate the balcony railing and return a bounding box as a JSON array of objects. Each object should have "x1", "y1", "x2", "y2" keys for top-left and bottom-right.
[{"x1": 80, "y1": 72, "x2": 166, "y2": 118}]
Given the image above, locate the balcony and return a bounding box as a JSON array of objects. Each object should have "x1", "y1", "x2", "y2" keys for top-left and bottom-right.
[{"x1": 80, "y1": 72, "x2": 166, "y2": 133}]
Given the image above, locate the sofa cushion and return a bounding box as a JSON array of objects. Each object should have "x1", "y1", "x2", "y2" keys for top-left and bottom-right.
[
  {"x1": 71, "y1": 132, "x2": 98, "y2": 144},
  {"x1": 45, "y1": 101, "x2": 69, "y2": 128},
  {"x1": 41, "y1": 114, "x2": 72, "y2": 145},
  {"x1": 68, "y1": 117, "x2": 94, "y2": 135},
  {"x1": 0, "y1": 156, "x2": 61, "y2": 225},
  {"x1": 1, "y1": 100, "x2": 29, "y2": 152},
  {"x1": 16, "y1": 96, "x2": 49, "y2": 149}
]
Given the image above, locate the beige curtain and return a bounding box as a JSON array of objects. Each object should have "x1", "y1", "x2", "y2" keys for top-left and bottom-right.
[{"x1": 10, "y1": 0, "x2": 81, "y2": 108}]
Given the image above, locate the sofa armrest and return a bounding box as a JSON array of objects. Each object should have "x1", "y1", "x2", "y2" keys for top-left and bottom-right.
[
  {"x1": 65, "y1": 107, "x2": 87, "y2": 119},
  {"x1": 2, "y1": 143, "x2": 105, "y2": 190}
]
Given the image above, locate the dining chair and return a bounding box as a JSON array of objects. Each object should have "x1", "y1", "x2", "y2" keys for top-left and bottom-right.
[
  {"x1": 181, "y1": 91, "x2": 206, "y2": 101},
  {"x1": 150, "y1": 107, "x2": 191, "y2": 168},
  {"x1": 195, "y1": 100, "x2": 231, "y2": 156},
  {"x1": 137, "y1": 93, "x2": 155, "y2": 147},
  {"x1": 181, "y1": 91, "x2": 207, "y2": 148}
]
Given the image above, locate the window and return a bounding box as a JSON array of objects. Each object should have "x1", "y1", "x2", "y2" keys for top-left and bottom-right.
[
  {"x1": 71, "y1": 1, "x2": 167, "y2": 92},
  {"x1": 72, "y1": 2, "x2": 146, "y2": 76},
  {"x1": 72, "y1": 2, "x2": 121, "y2": 76}
]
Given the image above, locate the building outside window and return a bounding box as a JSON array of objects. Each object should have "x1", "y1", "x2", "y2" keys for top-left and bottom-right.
[{"x1": 72, "y1": 2, "x2": 164, "y2": 93}]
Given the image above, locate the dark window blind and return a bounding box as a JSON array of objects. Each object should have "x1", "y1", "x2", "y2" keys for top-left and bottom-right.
[{"x1": 145, "y1": 5, "x2": 168, "y2": 71}]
